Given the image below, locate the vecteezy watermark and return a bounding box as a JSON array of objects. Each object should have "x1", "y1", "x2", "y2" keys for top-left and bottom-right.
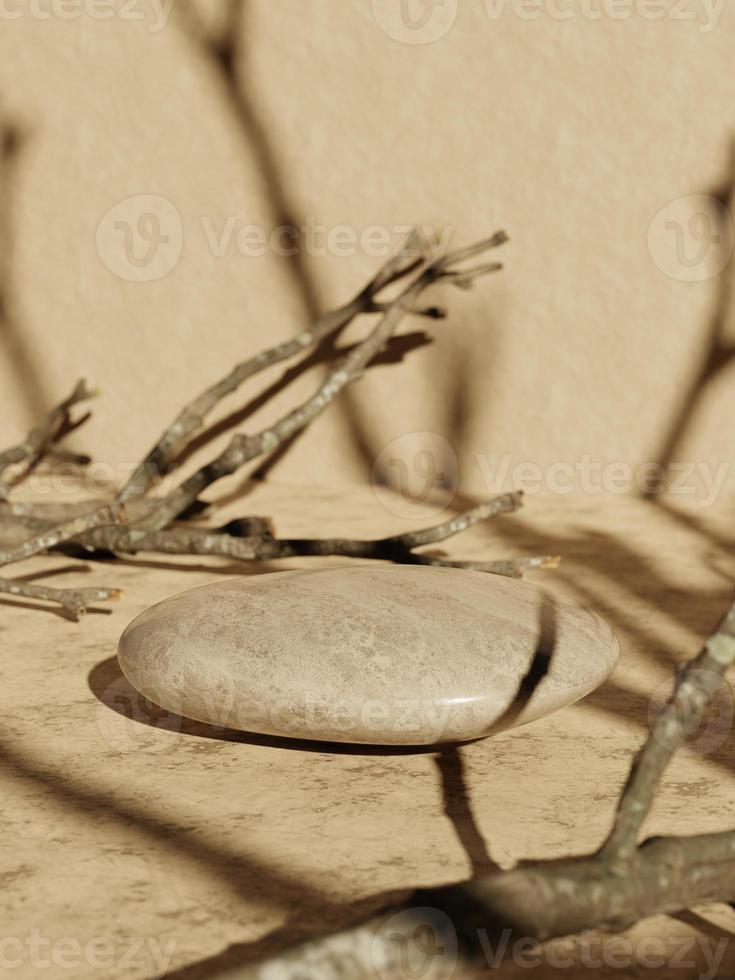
[
  {"x1": 98, "y1": 663, "x2": 469, "y2": 744},
  {"x1": 199, "y1": 216, "x2": 454, "y2": 260},
  {"x1": 370, "y1": 913, "x2": 728, "y2": 979},
  {"x1": 96, "y1": 196, "x2": 453, "y2": 282},
  {"x1": 648, "y1": 194, "x2": 733, "y2": 282},
  {"x1": 371, "y1": 0, "x2": 459, "y2": 44},
  {"x1": 0, "y1": 931, "x2": 176, "y2": 972},
  {"x1": 372, "y1": 432, "x2": 458, "y2": 519},
  {"x1": 482, "y1": 0, "x2": 726, "y2": 31},
  {"x1": 371, "y1": 0, "x2": 726, "y2": 41},
  {"x1": 96, "y1": 194, "x2": 183, "y2": 282},
  {"x1": 0, "y1": 0, "x2": 174, "y2": 32},
  {"x1": 15, "y1": 443, "x2": 734, "y2": 512},
  {"x1": 473, "y1": 454, "x2": 731, "y2": 506},
  {"x1": 371, "y1": 439, "x2": 732, "y2": 517},
  {"x1": 95, "y1": 670, "x2": 184, "y2": 753},
  {"x1": 648, "y1": 666, "x2": 734, "y2": 757},
  {"x1": 372, "y1": 907, "x2": 458, "y2": 979}
]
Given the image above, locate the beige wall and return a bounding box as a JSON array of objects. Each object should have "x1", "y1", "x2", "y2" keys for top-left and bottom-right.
[{"x1": 1, "y1": 0, "x2": 734, "y2": 508}]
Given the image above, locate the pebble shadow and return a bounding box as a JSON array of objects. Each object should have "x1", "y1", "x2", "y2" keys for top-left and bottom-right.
[{"x1": 87, "y1": 655, "x2": 462, "y2": 757}]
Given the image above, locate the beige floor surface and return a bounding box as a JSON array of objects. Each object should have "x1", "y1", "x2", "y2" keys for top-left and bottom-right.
[{"x1": 2, "y1": 482, "x2": 735, "y2": 979}]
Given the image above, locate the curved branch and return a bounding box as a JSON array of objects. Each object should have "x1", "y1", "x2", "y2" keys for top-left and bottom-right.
[
  {"x1": 138, "y1": 233, "x2": 507, "y2": 532},
  {"x1": 0, "y1": 378, "x2": 93, "y2": 498}
]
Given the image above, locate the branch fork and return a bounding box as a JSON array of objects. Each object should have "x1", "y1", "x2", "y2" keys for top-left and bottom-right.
[{"x1": 0, "y1": 230, "x2": 548, "y2": 617}]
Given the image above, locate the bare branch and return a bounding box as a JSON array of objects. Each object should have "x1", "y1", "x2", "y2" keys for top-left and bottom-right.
[
  {"x1": 0, "y1": 504, "x2": 122, "y2": 566},
  {"x1": 0, "y1": 378, "x2": 93, "y2": 498},
  {"x1": 117, "y1": 230, "x2": 433, "y2": 502},
  {"x1": 39, "y1": 494, "x2": 539, "y2": 581},
  {"x1": 411, "y1": 554, "x2": 562, "y2": 577},
  {"x1": 203, "y1": 825, "x2": 735, "y2": 979},
  {"x1": 452, "y1": 829, "x2": 735, "y2": 942},
  {"x1": 0, "y1": 575, "x2": 122, "y2": 620},
  {"x1": 387, "y1": 491, "x2": 523, "y2": 548},
  {"x1": 138, "y1": 233, "x2": 507, "y2": 531},
  {"x1": 600, "y1": 597, "x2": 735, "y2": 862},
  {"x1": 204, "y1": 594, "x2": 735, "y2": 975}
]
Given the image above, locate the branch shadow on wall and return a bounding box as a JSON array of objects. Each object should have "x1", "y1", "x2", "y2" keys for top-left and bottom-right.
[
  {"x1": 0, "y1": 117, "x2": 50, "y2": 421},
  {"x1": 173, "y1": 0, "x2": 496, "y2": 492},
  {"x1": 644, "y1": 140, "x2": 735, "y2": 492}
]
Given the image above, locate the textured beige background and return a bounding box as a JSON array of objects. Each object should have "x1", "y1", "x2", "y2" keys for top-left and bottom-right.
[{"x1": 1, "y1": 0, "x2": 735, "y2": 505}]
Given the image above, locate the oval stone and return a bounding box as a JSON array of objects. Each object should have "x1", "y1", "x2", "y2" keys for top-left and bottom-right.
[{"x1": 117, "y1": 565, "x2": 619, "y2": 746}]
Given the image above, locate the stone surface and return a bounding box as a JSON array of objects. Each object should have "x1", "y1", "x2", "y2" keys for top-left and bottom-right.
[{"x1": 117, "y1": 564, "x2": 619, "y2": 745}]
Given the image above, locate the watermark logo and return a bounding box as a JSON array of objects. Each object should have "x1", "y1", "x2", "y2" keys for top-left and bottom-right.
[
  {"x1": 472, "y1": 454, "x2": 729, "y2": 507},
  {"x1": 96, "y1": 205, "x2": 453, "y2": 281},
  {"x1": 95, "y1": 671, "x2": 183, "y2": 752},
  {"x1": 371, "y1": 0, "x2": 459, "y2": 43},
  {"x1": 648, "y1": 667, "x2": 734, "y2": 757},
  {"x1": 647, "y1": 194, "x2": 733, "y2": 282},
  {"x1": 370, "y1": 445, "x2": 731, "y2": 517},
  {"x1": 372, "y1": 907, "x2": 458, "y2": 979},
  {"x1": 0, "y1": 931, "x2": 176, "y2": 973},
  {"x1": 370, "y1": 914, "x2": 728, "y2": 978},
  {"x1": 96, "y1": 194, "x2": 182, "y2": 282},
  {"x1": 372, "y1": 432, "x2": 458, "y2": 519},
  {"x1": 483, "y1": 0, "x2": 726, "y2": 31},
  {"x1": 0, "y1": 0, "x2": 175, "y2": 32},
  {"x1": 371, "y1": 0, "x2": 725, "y2": 40}
]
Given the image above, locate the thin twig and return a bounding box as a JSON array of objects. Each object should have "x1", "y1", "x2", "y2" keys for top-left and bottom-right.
[
  {"x1": 389, "y1": 492, "x2": 523, "y2": 548},
  {"x1": 0, "y1": 504, "x2": 122, "y2": 566},
  {"x1": 58, "y1": 493, "x2": 544, "y2": 579},
  {"x1": 411, "y1": 553, "x2": 562, "y2": 578},
  {"x1": 600, "y1": 597, "x2": 735, "y2": 862},
  {"x1": 137, "y1": 233, "x2": 508, "y2": 532},
  {"x1": 0, "y1": 379, "x2": 93, "y2": 498},
  {"x1": 0, "y1": 576, "x2": 122, "y2": 619},
  {"x1": 117, "y1": 230, "x2": 431, "y2": 502}
]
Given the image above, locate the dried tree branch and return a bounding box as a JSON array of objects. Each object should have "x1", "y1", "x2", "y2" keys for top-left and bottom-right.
[
  {"x1": 443, "y1": 596, "x2": 735, "y2": 937},
  {"x1": 0, "y1": 492, "x2": 550, "y2": 579},
  {"x1": 0, "y1": 503, "x2": 125, "y2": 616},
  {"x1": 600, "y1": 599, "x2": 735, "y2": 862},
  {"x1": 137, "y1": 233, "x2": 507, "y2": 532},
  {"x1": 0, "y1": 378, "x2": 93, "y2": 499},
  {"x1": 49, "y1": 493, "x2": 546, "y2": 579},
  {"x1": 388, "y1": 492, "x2": 523, "y2": 547},
  {"x1": 0, "y1": 576, "x2": 122, "y2": 619},
  {"x1": 117, "y1": 230, "x2": 430, "y2": 502},
  {"x1": 230, "y1": 594, "x2": 735, "y2": 977},
  {"x1": 0, "y1": 232, "x2": 541, "y2": 615},
  {"x1": 412, "y1": 553, "x2": 562, "y2": 578},
  {"x1": 0, "y1": 504, "x2": 122, "y2": 566}
]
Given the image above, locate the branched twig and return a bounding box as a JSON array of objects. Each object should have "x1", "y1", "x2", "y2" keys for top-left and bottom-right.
[
  {"x1": 0, "y1": 378, "x2": 93, "y2": 499},
  {"x1": 600, "y1": 601, "x2": 735, "y2": 862},
  {"x1": 137, "y1": 232, "x2": 507, "y2": 531},
  {"x1": 0, "y1": 232, "x2": 542, "y2": 619},
  {"x1": 0, "y1": 576, "x2": 122, "y2": 619},
  {"x1": 387, "y1": 491, "x2": 523, "y2": 548},
  {"x1": 443, "y1": 595, "x2": 735, "y2": 937},
  {"x1": 117, "y1": 230, "x2": 430, "y2": 502},
  {"x1": 0, "y1": 504, "x2": 123, "y2": 566},
  {"x1": 48, "y1": 493, "x2": 546, "y2": 578},
  {"x1": 411, "y1": 553, "x2": 562, "y2": 578},
  {"x1": 0, "y1": 503, "x2": 125, "y2": 617}
]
